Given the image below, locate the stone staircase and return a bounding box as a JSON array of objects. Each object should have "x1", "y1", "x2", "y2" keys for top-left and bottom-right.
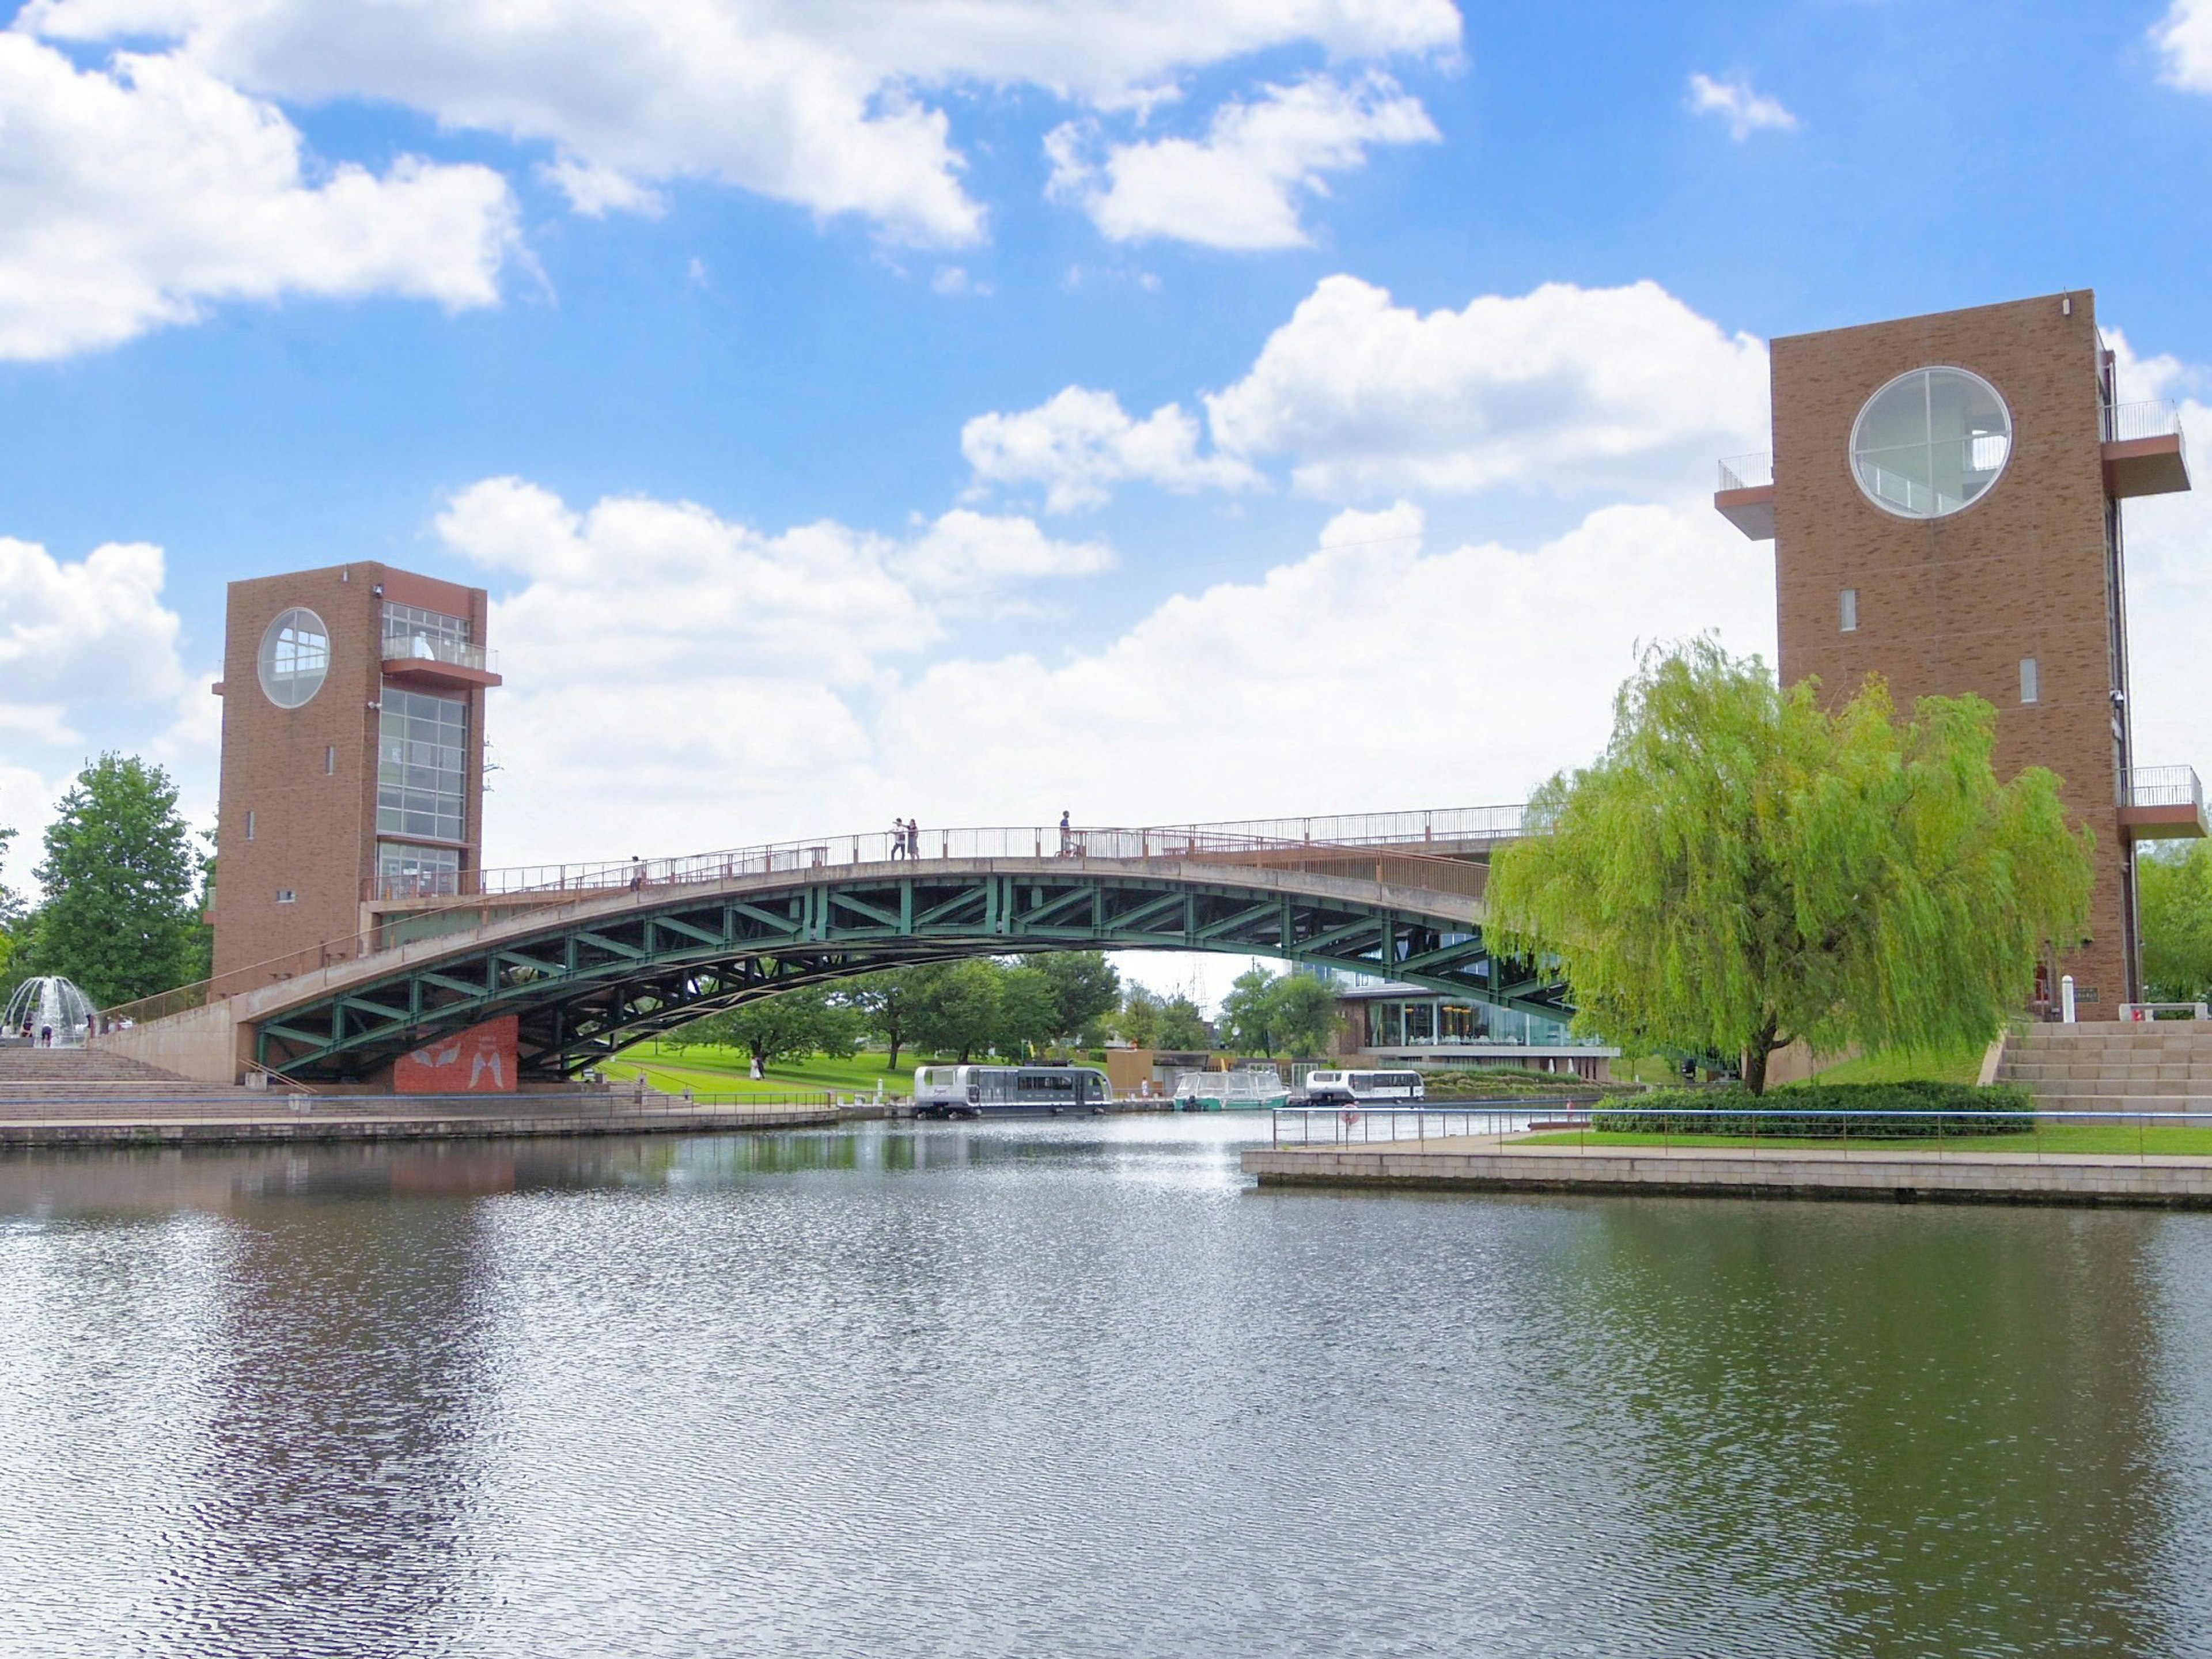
[
  {"x1": 1996, "y1": 1022, "x2": 2212, "y2": 1116},
  {"x1": 0, "y1": 1045, "x2": 265, "y2": 1116}
]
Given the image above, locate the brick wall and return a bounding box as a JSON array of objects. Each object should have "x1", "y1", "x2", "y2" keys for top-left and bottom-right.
[{"x1": 1769, "y1": 291, "x2": 2133, "y2": 1010}]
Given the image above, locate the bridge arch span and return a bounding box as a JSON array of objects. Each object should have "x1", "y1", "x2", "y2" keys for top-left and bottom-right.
[{"x1": 229, "y1": 855, "x2": 1563, "y2": 1082}]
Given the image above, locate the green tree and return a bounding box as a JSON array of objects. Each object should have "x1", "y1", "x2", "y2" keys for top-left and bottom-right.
[
  {"x1": 1484, "y1": 641, "x2": 2094, "y2": 1094},
  {"x1": 1155, "y1": 993, "x2": 1210, "y2": 1050},
  {"x1": 22, "y1": 755, "x2": 207, "y2": 1008},
  {"x1": 992, "y1": 963, "x2": 1060, "y2": 1059},
  {"x1": 904, "y1": 960, "x2": 1003, "y2": 1062},
  {"x1": 1219, "y1": 965, "x2": 1281, "y2": 1054},
  {"x1": 2140, "y1": 841, "x2": 2212, "y2": 1002},
  {"x1": 846, "y1": 965, "x2": 923, "y2": 1069},
  {"x1": 1115, "y1": 983, "x2": 1163, "y2": 1047},
  {"x1": 1265, "y1": 973, "x2": 1342, "y2": 1058},
  {"x1": 0, "y1": 823, "x2": 25, "y2": 997},
  {"x1": 1017, "y1": 950, "x2": 1121, "y2": 1044},
  {"x1": 680, "y1": 983, "x2": 861, "y2": 1075}
]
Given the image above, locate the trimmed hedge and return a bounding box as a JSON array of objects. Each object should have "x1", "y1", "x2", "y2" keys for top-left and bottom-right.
[
  {"x1": 1421, "y1": 1067, "x2": 1645, "y2": 1099},
  {"x1": 1592, "y1": 1080, "x2": 2035, "y2": 1139}
]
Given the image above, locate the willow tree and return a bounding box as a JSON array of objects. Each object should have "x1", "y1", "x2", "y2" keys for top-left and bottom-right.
[{"x1": 1484, "y1": 641, "x2": 2093, "y2": 1093}]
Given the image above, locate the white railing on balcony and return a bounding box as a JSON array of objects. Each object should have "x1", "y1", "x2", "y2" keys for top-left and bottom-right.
[
  {"x1": 1141, "y1": 805, "x2": 1527, "y2": 848},
  {"x1": 382, "y1": 632, "x2": 498, "y2": 675},
  {"x1": 1717, "y1": 452, "x2": 1773, "y2": 493},
  {"x1": 2130, "y1": 765, "x2": 2205, "y2": 811},
  {"x1": 2103, "y1": 400, "x2": 2185, "y2": 446}
]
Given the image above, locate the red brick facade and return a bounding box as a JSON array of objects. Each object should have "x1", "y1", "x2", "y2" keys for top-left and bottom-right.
[
  {"x1": 1768, "y1": 293, "x2": 2135, "y2": 1012},
  {"x1": 210, "y1": 563, "x2": 491, "y2": 990}
]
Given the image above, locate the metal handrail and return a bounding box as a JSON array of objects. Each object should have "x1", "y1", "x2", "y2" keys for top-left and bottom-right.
[
  {"x1": 1717, "y1": 452, "x2": 1773, "y2": 492},
  {"x1": 2129, "y1": 764, "x2": 2204, "y2": 810},
  {"x1": 1270, "y1": 1103, "x2": 2212, "y2": 1154},
  {"x1": 382, "y1": 632, "x2": 499, "y2": 675},
  {"x1": 2103, "y1": 399, "x2": 2184, "y2": 445}
]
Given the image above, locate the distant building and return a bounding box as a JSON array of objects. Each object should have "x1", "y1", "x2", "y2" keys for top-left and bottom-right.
[
  {"x1": 1330, "y1": 980, "x2": 1615, "y2": 1080},
  {"x1": 210, "y1": 564, "x2": 500, "y2": 990},
  {"x1": 1717, "y1": 291, "x2": 2205, "y2": 1016}
]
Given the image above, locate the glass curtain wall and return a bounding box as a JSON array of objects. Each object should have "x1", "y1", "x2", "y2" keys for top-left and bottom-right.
[
  {"x1": 377, "y1": 690, "x2": 467, "y2": 842},
  {"x1": 1362, "y1": 997, "x2": 1581, "y2": 1048}
]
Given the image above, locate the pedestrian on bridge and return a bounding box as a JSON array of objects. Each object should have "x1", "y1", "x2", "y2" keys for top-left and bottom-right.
[
  {"x1": 1059, "y1": 810, "x2": 1073, "y2": 855},
  {"x1": 891, "y1": 819, "x2": 907, "y2": 859},
  {"x1": 908, "y1": 819, "x2": 922, "y2": 859}
]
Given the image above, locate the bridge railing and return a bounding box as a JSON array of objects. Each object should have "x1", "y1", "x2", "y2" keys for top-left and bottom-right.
[
  {"x1": 108, "y1": 819, "x2": 1503, "y2": 1025},
  {"x1": 367, "y1": 810, "x2": 1523, "y2": 903}
]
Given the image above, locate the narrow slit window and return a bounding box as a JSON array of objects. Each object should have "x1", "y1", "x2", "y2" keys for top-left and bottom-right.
[
  {"x1": 324, "y1": 745, "x2": 336, "y2": 776},
  {"x1": 275, "y1": 889, "x2": 296, "y2": 904},
  {"x1": 1839, "y1": 588, "x2": 1858, "y2": 632},
  {"x1": 2020, "y1": 656, "x2": 2040, "y2": 705},
  {"x1": 245, "y1": 809, "x2": 255, "y2": 842}
]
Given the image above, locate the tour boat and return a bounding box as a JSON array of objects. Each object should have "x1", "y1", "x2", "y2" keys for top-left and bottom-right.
[{"x1": 1169, "y1": 1069, "x2": 1290, "y2": 1112}]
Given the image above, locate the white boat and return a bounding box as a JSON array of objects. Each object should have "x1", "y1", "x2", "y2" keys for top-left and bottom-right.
[{"x1": 1169, "y1": 1069, "x2": 1289, "y2": 1112}]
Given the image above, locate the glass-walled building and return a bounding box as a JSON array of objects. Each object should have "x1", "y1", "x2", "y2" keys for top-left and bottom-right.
[{"x1": 1334, "y1": 982, "x2": 1615, "y2": 1080}]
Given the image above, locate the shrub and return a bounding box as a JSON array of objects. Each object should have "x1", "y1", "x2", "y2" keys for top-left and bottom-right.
[
  {"x1": 1592, "y1": 1080, "x2": 2033, "y2": 1139},
  {"x1": 1419, "y1": 1067, "x2": 1645, "y2": 1099}
]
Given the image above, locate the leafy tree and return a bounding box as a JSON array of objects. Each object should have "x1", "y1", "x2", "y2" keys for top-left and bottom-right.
[
  {"x1": 679, "y1": 983, "x2": 861, "y2": 1075},
  {"x1": 22, "y1": 755, "x2": 207, "y2": 1007},
  {"x1": 904, "y1": 960, "x2": 1003, "y2": 1062},
  {"x1": 1017, "y1": 951, "x2": 1121, "y2": 1044},
  {"x1": 1154, "y1": 993, "x2": 1210, "y2": 1051},
  {"x1": 2141, "y1": 842, "x2": 2212, "y2": 1002},
  {"x1": 1115, "y1": 983, "x2": 1163, "y2": 1047},
  {"x1": 846, "y1": 965, "x2": 923, "y2": 1068},
  {"x1": 1218, "y1": 965, "x2": 1342, "y2": 1057},
  {"x1": 1219, "y1": 966, "x2": 1281, "y2": 1054},
  {"x1": 1266, "y1": 973, "x2": 1342, "y2": 1058},
  {"x1": 0, "y1": 823, "x2": 25, "y2": 997},
  {"x1": 992, "y1": 964, "x2": 1060, "y2": 1059},
  {"x1": 1484, "y1": 642, "x2": 2094, "y2": 1094}
]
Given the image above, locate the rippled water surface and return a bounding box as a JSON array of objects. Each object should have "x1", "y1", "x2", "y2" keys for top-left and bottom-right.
[{"x1": 3, "y1": 1116, "x2": 2211, "y2": 1657}]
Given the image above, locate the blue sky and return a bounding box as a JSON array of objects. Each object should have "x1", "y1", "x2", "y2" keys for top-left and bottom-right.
[{"x1": 4, "y1": 0, "x2": 2211, "y2": 959}]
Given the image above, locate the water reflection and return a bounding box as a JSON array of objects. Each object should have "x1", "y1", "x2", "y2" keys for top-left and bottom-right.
[{"x1": 0, "y1": 1124, "x2": 2206, "y2": 1657}]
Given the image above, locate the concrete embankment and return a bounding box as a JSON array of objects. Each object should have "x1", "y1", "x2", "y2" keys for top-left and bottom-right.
[
  {"x1": 1243, "y1": 1136, "x2": 2212, "y2": 1210},
  {"x1": 0, "y1": 1101, "x2": 846, "y2": 1149}
]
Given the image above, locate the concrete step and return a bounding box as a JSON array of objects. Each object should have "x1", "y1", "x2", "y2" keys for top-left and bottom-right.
[{"x1": 2006, "y1": 1077, "x2": 2212, "y2": 1100}]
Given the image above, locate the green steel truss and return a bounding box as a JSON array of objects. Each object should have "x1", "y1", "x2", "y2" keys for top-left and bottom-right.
[{"x1": 253, "y1": 866, "x2": 1567, "y2": 1081}]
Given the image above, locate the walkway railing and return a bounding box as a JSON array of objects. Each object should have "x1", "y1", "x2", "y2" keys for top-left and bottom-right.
[
  {"x1": 370, "y1": 805, "x2": 1529, "y2": 903},
  {"x1": 109, "y1": 813, "x2": 1507, "y2": 1026},
  {"x1": 1272, "y1": 1105, "x2": 2212, "y2": 1162},
  {"x1": 1717, "y1": 452, "x2": 1773, "y2": 492}
]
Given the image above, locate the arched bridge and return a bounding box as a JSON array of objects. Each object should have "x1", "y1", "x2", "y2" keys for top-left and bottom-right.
[{"x1": 111, "y1": 812, "x2": 1562, "y2": 1085}]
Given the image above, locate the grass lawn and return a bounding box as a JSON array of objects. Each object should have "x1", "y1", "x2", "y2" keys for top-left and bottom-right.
[
  {"x1": 1810, "y1": 1040, "x2": 1991, "y2": 1086},
  {"x1": 1520, "y1": 1123, "x2": 2212, "y2": 1157},
  {"x1": 600, "y1": 1044, "x2": 922, "y2": 1098}
]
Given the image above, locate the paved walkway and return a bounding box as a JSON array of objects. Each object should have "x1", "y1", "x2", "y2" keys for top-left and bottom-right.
[{"x1": 1243, "y1": 1132, "x2": 2212, "y2": 1208}]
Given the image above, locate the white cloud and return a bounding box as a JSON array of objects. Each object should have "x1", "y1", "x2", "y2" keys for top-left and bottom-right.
[
  {"x1": 2154, "y1": 0, "x2": 2212, "y2": 89},
  {"x1": 434, "y1": 478, "x2": 1118, "y2": 833},
  {"x1": 962, "y1": 387, "x2": 1262, "y2": 512},
  {"x1": 1046, "y1": 71, "x2": 1438, "y2": 249},
  {"x1": 2101, "y1": 330, "x2": 2212, "y2": 779},
  {"x1": 460, "y1": 484, "x2": 1775, "y2": 865},
  {"x1": 0, "y1": 536, "x2": 187, "y2": 705},
  {"x1": 540, "y1": 155, "x2": 665, "y2": 219},
  {"x1": 0, "y1": 35, "x2": 516, "y2": 359},
  {"x1": 1203, "y1": 275, "x2": 1771, "y2": 502},
  {"x1": 21, "y1": 0, "x2": 1462, "y2": 248},
  {"x1": 1686, "y1": 73, "x2": 1800, "y2": 141}
]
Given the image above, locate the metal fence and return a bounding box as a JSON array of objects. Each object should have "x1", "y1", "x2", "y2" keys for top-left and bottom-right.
[
  {"x1": 2130, "y1": 764, "x2": 2205, "y2": 811},
  {"x1": 1271, "y1": 1104, "x2": 2212, "y2": 1161},
  {"x1": 2102, "y1": 399, "x2": 2184, "y2": 445},
  {"x1": 1717, "y1": 452, "x2": 1773, "y2": 492}
]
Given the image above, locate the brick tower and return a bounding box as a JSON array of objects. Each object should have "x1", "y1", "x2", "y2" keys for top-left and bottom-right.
[
  {"x1": 1715, "y1": 291, "x2": 2202, "y2": 1014},
  {"x1": 210, "y1": 564, "x2": 499, "y2": 990}
]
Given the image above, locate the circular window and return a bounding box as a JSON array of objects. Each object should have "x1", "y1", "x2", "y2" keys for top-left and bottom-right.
[
  {"x1": 257, "y1": 607, "x2": 330, "y2": 709},
  {"x1": 1849, "y1": 366, "x2": 2012, "y2": 520}
]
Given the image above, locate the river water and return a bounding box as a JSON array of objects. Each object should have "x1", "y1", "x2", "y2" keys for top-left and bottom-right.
[{"x1": 2, "y1": 1115, "x2": 2209, "y2": 1658}]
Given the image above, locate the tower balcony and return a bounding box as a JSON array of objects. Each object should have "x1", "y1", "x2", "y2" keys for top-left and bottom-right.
[
  {"x1": 2122, "y1": 765, "x2": 2207, "y2": 840},
  {"x1": 381, "y1": 633, "x2": 503, "y2": 690},
  {"x1": 2102, "y1": 400, "x2": 2191, "y2": 498},
  {"x1": 1715, "y1": 452, "x2": 1774, "y2": 539}
]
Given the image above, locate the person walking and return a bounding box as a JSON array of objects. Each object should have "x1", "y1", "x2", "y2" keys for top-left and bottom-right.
[
  {"x1": 891, "y1": 819, "x2": 906, "y2": 859},
  {"x1": 907, "y1": 819, "x2": 922, "y2": 859},
  {"x1": 629, "y1": 856, "x2": 646, "y2": 893},
  {"x1": 1059, "y1": 810, "x2": 1073, "y2": 855}
]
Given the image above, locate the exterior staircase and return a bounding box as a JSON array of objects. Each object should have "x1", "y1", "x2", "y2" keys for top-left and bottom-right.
[{"x1": 1997, "y1": 1022, "x2": 2212, "y2": 1117}]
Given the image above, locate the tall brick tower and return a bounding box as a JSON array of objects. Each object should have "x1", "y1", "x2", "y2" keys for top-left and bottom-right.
[
  {"x1": 210, "y1": 564, "x2": 499, "y2": 990},
  {"x1": 1715, "y1": 291, "x2": 2202, "y2": 1015}
]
